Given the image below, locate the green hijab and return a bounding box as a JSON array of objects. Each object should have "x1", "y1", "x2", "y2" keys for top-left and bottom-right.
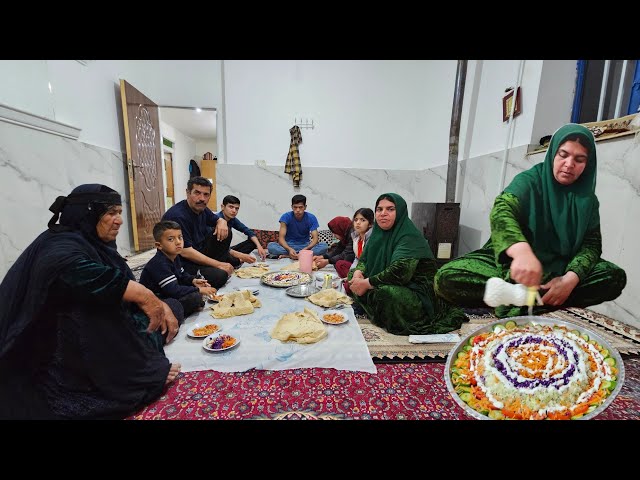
[
  {"x1": 503, "y1": 123, "x2": 599, "y2": 275},
  {"x1": 360, "y1": 193, "x2": 434, "y2": 277}
]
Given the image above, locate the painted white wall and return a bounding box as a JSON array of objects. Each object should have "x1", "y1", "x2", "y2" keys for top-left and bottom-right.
[
  {"x1": 196, "y1": 139, "x2": 217, "y2": 160},
  {"x1": 223, "y1": 60, "x2": 459, "y2": 169},
  {"x1": 530, "y1": 60, "x2": 577, "y2": 145},
  {"x1": 160, "y1": 122, "x2": 196, "y2": 204},
  {"x1": 0, "y1": 60, "x2": 224, "y2": 156},
  {"x1": 0, "y1": 60, "x2": 53, "y2": 118},
  {"x1": 458, "y1": 60, "x2": 544, "y2": 161}
]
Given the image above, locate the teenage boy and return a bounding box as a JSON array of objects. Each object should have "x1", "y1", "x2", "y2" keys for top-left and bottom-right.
[
  {"x1": 267, "y1": 194, "x2": 328, "y2": 259},
  {"x1": 140, "y1": 220, "x2": 219, "y2": 324},
  {"x1": 204, "y1": 195, "x2": 267, "y2": 267}
]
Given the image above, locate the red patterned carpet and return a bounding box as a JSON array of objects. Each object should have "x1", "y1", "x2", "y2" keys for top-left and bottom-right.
[{"x1": 129, "y1": 356, "x2": 640, "y2": 420}]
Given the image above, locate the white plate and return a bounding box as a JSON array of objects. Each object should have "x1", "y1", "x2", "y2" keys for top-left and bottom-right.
[
  {"x1": 187, "y1": 322, "x2": 222, "y2": 338},
  {"x1": 202, "y1": 333, "x2": 240, "y2": 352},
  {"x1": 320, "y1": 310, "x2": 348, "y2": 325}
]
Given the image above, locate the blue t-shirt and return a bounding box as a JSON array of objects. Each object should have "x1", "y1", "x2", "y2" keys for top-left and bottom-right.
[{"x1": 279, "y1": 211, "x2": 319, "y2": 244}]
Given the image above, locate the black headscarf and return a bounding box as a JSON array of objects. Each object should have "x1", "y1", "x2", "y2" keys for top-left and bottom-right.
[{"x1": 0, "y1": 184, "x2": 131, "y2": 357}]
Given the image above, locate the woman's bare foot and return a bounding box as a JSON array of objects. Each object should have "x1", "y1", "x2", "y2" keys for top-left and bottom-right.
[{"x1": 165, "y1": 363, "x2": 182, "y2": 385}]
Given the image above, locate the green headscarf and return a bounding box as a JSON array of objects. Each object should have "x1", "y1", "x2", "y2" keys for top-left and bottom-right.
[
  {"x1": 503, "y1": 123, "x2": 599, "y2": 275},
  {"x1": 360, "y1": 193, "x2": 434, "y2": 277}
]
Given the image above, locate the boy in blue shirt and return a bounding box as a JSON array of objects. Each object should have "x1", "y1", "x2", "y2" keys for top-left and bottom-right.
[
  {"x1": 267, "y1": 194, "x2": 328, "y2": 259},
  {"x1": 140, "y1": 220, "x2": 218, "y2": 324}
]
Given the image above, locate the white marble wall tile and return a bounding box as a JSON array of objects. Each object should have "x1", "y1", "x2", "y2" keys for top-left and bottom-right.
[
  {"x1": 216, "y1": 164, "x2": 447, "y2": 236},
  {"x1": 0, "y1": 122, "x2": 134, "y2": 279}
]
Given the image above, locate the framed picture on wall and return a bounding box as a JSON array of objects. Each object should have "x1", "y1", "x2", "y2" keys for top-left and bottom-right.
[{"x1": 502, "y1": 87, "x2": 522, "y2": 122}]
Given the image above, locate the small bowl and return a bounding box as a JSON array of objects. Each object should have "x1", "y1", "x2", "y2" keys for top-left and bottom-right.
[{"x1": 286, "y1": 284, "x2": 322, "y2": 298}]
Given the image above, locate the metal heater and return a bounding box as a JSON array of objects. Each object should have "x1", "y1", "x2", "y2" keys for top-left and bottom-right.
[{"x1": 410, "y1": 202, "x2": 461, "y2": 266}]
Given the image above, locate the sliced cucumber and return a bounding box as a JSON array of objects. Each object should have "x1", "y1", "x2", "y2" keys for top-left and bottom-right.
[
  {"x1": 600, "y1": 349, "x2": 609, "y2": 358},
  {"x1": 571, "y1": 414, "x2": 584, "y2": 420},
  {"x1": 459, "y1": 392, "x2": 473, "y2": 403},
  {"x1": 606, "y1": 380, "x2": 617, "y2": 391},
  {"x1": 571, "y1": 329, "x2": 580, "y2": 337},
  {"x1": 463, "y1": 345, "x2": 473, "y2": 352},
  {"x1": 504, "y1": 320, "x2": 517, "y2": 330},
  {"x1": 604, "y1": 357, "x2": 616, "y2": 367},
  {"x1": 488, "y1": 409, "x2": 505, "y2": 420},
  {"x1": 493, "y1": 324, "x2": 506, "y2": 333},
  {"x1": 580, "y1": 333, "x2": 590, "y2": 342}
]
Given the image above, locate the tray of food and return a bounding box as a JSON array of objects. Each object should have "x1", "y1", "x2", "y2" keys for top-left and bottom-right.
[
  {"x1": 444, "y1": 316, "x2": 624, "y2": 420},
  {"x1": 260, "y1": 271, "x2": 312, "y2": 288}
]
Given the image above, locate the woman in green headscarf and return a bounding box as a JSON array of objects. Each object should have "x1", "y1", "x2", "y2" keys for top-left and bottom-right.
[
  {"x1": 434, "y1": 123, "x2": 626, "y2": 318},
  {"x1": 347, "y1": 193, "x2": 467, "y2": 335}
]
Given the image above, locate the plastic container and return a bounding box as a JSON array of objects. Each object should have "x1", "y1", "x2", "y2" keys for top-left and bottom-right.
[{"x1": 298, "y1": 250, "x2": 313, "y2": 274}]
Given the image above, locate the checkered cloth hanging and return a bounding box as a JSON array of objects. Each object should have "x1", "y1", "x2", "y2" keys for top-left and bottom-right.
[{"x1": 284, "y1": 125, "x2": 303, "y2": 187}]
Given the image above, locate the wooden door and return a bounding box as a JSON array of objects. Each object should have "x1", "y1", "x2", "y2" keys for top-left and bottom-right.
[
  {"x1": 200, "y1": 158, "x2": 217, "y2": 209},
  {"x1": 119, "y1": 79, "x2": 165, "y2": 252},
  {"x1": 164, "y1": 151, "x2": 175, "y2": 208}
]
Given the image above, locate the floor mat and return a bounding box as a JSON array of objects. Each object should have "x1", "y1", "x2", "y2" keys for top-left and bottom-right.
[{"x1": 359, "y1": 307, "x2": 640, "y2": 361}]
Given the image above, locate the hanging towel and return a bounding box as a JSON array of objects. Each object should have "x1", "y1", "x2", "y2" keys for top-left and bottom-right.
[{"x1": 284, "y1": 125, "x2": 303, "y2": 187}]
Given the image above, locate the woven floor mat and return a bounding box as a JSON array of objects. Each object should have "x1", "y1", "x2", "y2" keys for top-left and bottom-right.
[{"x1": 359, "y1": 307, "x2": 640, "y2": 361}]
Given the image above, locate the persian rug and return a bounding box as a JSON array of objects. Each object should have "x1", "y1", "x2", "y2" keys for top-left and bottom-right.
[
  {"x1": 359, "y1": 307, "x2": 640, "y2": 361},
  {"x1": 128, "y1": 357, "x2": 640, "y2": 420}
]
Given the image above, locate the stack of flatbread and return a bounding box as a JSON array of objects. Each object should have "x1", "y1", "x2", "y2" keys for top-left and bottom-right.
[
  {"x1": 210, "y1": 290, "x2": 262, "y2": 318},
  {"x1": 235, "y1": 264, "x2": 270, "y2": 278},
  {"x1": 270, "y1": 307, "x2": 327, "y2": 344},
  {"x1": 307, "y1": 288, "x2": 353, "y2": 308},
  {"x1": 280, "y1": 261, "x2": 318, "y2": 271}
]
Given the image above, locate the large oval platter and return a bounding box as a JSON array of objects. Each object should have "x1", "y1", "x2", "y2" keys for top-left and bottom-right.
[{"x1": 445, "y1": 316, "x2": 624, "y2": 420}]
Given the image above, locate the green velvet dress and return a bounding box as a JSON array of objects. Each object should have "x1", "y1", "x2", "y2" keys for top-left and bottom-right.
[
  {"x1": 434, "y1": 123, "x2": 626, "y2": 318},
  {"x1": 348, "y1": 193, "x2": 467, "y2": 335}
]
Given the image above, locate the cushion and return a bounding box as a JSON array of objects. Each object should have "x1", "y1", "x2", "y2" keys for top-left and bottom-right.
[
  {"x1": 251, "y1": 229, "x2": 337, "y2": 248},
  {"x1": 318, "y1": 229, "x2": 338, "y2": 245},
  {"x1": 252, "y1": 229, "x2": 279, "y2": 248}
]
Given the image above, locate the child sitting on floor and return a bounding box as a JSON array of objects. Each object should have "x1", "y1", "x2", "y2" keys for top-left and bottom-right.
[{"x1": 140, "y1": 220, "x2": 218, "y2": 324}]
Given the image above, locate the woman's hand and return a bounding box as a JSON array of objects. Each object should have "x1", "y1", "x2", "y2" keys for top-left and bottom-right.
[
  {"x1": 349, "y1": 276, "x2": 372, "y2": 296},
  {"x1": 161, "y1": 301, "x2": 180, "y2": 343},
  {"x1": 123, "y1": 281, "x2": 179, "y2": 340},
  {"x1": 351, "y1": 269, "x2": 365, "y2": 281},
  {"x1": 506, "y1": 242, "x2": 543, "y2": 287},
  {"x1": 313, "y1": 256, "x2": 329, "y2": 269},
  {"x1": 540, "y1": 271, "x2": 579, "y2": 306}
]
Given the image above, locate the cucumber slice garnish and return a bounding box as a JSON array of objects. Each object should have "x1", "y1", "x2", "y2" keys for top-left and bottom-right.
[{"x1": 504, "y1": 320, "x2": 517, "y2": 330}]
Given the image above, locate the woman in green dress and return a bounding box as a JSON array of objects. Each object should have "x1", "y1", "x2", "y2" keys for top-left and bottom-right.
[
  {"x1": 347, "y1": 193, "x2": 467, "y2": 335},
  {"x1": 434, "y1": 123, "x2": 626, "y2": 318}
]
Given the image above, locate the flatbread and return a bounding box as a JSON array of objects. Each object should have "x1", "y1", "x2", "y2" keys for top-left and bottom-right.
[
  {"x1": 270, "y1": 307, "x2": 327, "y2": 344},
  {"x1": 307, "y1": 288, "x2": 353, "y2": 308},
  {"x1": 210, "y1": 290, "x2": 262, "y2": 318},
  {"x1": 235, "y1": 265, "x2": 270, "y2": 278},
  {"x1": 280, "y1": 261, "x2": 318, "y2": 271}
]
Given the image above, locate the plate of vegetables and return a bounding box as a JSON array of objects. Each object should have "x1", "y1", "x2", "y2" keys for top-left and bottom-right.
[{"x1": 202, "y1": 333, "x2": 240, "y2": 352}]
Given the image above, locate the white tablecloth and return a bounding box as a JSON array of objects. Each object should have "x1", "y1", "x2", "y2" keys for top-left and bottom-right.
[{"x1": 164, "y1": 256, "x2": 377, "y2": 374}]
